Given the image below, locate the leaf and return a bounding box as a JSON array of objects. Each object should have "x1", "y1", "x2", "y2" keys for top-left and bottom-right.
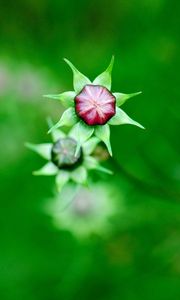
[
  {"x1": 43, "y1": 91, "x2": 76, "y2": 108},
  {"x1": 114, "y1": 91, "x2": 142, "y2": 107},
  {"x1": 55, "y1": 171, "x2": 70, "y2": 192},
  {"x1": 70, "y1": 166, "x2": 87, "y2": 184},
  {"x1": 64, "y1": 58, "x2": 91, "y2": 93},
  {"x1": 48, "y1": 108, "x2": 78, "y2": 133},
  {"x1": 33, "y1": 162, "x2": 58, "y2": 176},
  {"x1": 93, "y1": 56, "x2": 114, "y2": 90},
  {"x1": 83, "y1": 137, "x2": 100, "y2": 155},
  {"x1": 95, "y1": 124, "x2": 112, "y2": 156},
  {"x1": 69, "y1": 121, "x2": 94, "y2": 156},
  {"x1": 25, "y1": 142, "x2": 52, "y2": 160},
  {"x1": 84, "y1": 156, "x2": 113, "y2": 175},
  {"x1": 108, "y1": 107, "x2": 145, "y2": 129}
]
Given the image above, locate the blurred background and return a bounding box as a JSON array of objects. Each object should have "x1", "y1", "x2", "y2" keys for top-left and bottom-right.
[{"x1": 0, "y1": 0, "x2": 180, "y2": 299}]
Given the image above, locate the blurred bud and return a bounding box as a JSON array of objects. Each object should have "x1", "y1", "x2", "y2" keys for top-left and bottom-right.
[
  {"x1": 92, "y1": 143, "x2": 110, "y2": 162},
  {"x1": 51, "y1": 137, "x2": 82, "y2": 170},
  {"x1": 44, "y1": 182, "x2": 121, "y2": 237}
]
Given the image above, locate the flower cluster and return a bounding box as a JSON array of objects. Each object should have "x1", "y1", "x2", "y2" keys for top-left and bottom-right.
[{"x1": 27, "y1": 57, "x2": 144, "y2": 192}]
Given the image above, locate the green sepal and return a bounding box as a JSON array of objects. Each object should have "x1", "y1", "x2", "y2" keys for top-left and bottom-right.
[
  {"x1": 93, "y1": 56, "x2": 114, "y2": 90},
  {"x1": 108, "y1": 107, "x2": 145, "y2": 129},
  {"x1": 84, "y1": 156, "x2": 113, "y2": 175},
  {"x1": 64, "y1": 58, "x2": 91, "y2": 93},
  {"x1": 55, "y1": 171, "x2": 70, "y2": 192},
  {"x1": 43, "y1": 91, "x2": 76, "y2": 108},
  {"x1": 83, "y1": 137, "x2": 100, "y2": 155},
  {"x1": 69, "y1": 121, "x2": 94, "y2": 156},
  {"x1": 95, "y1": 124, "x2": 112, "y2": 156},
  {"x1": 114, "y1": 91, "x2": 142, "y2": 107},
  {"x1": 51, "y1": 129, "x2": 66, "y2": 142},
  {"x1": 33, "y1": 162, "x2": 58, "y2": 176},
  {"x1": 48, "y1": 108, "x2": 78, "y2": 133},
  {"x1": 25, "y1": 142, "x2": 52, "y2": 160},
  {"x1": 70, "y1": 166, "x2": 87, "y2": 184},
  {"x1": 47, "y1": 118, "x2": 66, "y2": 142}
]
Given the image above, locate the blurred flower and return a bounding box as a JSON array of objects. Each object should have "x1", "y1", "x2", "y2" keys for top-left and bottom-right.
[
  {"x1": 45, "y1": 182, "x2": 121, "y2": 237},
  {"x1": 26, "y1": 126, "x2": 112, "y2": 192},
  {"x1": 44, "y1": 57, "x2": 144, "y2": 156}
]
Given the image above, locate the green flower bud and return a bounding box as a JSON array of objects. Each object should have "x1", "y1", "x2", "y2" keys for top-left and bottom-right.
[{"x1": 51, "y1": 137, "x2": 82, "y2": 170}]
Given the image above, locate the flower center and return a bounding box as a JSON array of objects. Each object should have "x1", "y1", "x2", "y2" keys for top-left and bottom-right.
[
  {"x1": 75, "y1": 84, "x2": 116, "y2": 126},
  {"x1": 51, "y1": 138, "x2": 82, "y2": 170}
]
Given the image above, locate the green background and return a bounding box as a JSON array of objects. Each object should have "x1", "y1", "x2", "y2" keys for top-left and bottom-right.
[{"x1": 0, "y1": 0, "x2": 180, "y2": 299}]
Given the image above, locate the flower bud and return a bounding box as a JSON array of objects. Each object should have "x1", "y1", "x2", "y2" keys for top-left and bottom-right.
[
  {"x1": 75, "y1": 84, "x2": 116, "y2": 125},
  {"x1": 51, "y1": 138, "x2": 82, "y2": 170}
]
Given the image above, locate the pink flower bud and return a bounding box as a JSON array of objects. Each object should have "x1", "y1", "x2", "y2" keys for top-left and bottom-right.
[{"x1": 75, "y1": 85, "x2": 116, "y2": 125}]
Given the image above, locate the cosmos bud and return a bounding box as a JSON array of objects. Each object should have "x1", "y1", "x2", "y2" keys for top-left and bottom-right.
[
  {"x1": 75, "y1": 84, "x2": 116, "y2": 125},
  {"x1": 44, "y1": 57, "x2": 144, "y2": 156},
  {"x1": 51, "y1": 137, "x2": 82, "y2": 170}
]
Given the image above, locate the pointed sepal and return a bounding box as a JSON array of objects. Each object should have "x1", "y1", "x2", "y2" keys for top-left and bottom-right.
[
  {"x1": 43, "y1": 91, "x2": 76, "y2": 108},
  {"x1": 48, "y1": 108, "x2": 78, "y2": 133},
  {"x1": 47, "y1": 117, "x2": 66, "y2": 142},
  {"x1": 64, "y1": 58, "x2": 91, "y2": 93},
  {"x1": 93, "y1": 56, "x2": 114, "y2": 90},
  {"x1": 50, "y1": 129, "x2": 66, "y2": 143},
  {"x1": 95, "y1": 124, "x2": 112, "y2": 156},
  {"x1": 108, "y1": 107, "x2": 145, "y2": 129},
  {"x1": 33, "y1": 162, "x2": 58, "y2": 176},
  {"x1": 69, "y1": 121, "x2": 94, "y2": 156},
  {"x1": 70, "y1": 166, "x2": 87, "y2": 184},
  {"x1": 55, "y1": 171, "x2": 70, "y2": 192},
  {"x1": 25, "y1": 142, "x2": 52, "y2": 160},
  {"x1": 114, "y1": 91, "x2": 142, "y2": 107},
  {"x1": 84, "y1": 156, "x2": 113, "y2": 175},
  {"x1": 83, "y1": 137, "x2": 100, "y2": 155}
]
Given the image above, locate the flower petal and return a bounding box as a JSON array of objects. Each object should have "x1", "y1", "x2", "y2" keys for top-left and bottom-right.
[
  {"x1": 84, "y1": 156, "x2": 113, "y2": 175},
  {"x1": 33, "y1": 162, "x2": 58, "y2": 176},
  {"x1": 48, "y1": 108, "x2": 78, "y2": 133},
  {"x1": 64, "y1": 58, "x2": 91, "y2": 93},
  {"x1": 93, "y1": 56, "x2": 114, "y2": 90},
  {"x1": 55, "y1": 171, "x2": 70, "y2": 192},
  {"x1": 95, "y1": 124, "x2": 112, "y2": 156},
  {"x1": 108, "y1": 107, "x2": 145, "y2": 129},
  {"x1": 83, "y1": 137, "x2": 100, "y2": 155},
  {"x1": 70, "y1": 166, "x2": 87, "y2": 184},
  {"x1": 114, "y1": 91, "x2": 142, "y2": 107},
  {"x1": 43, "y1": 91, "x2": 76, "y2": 108},
  {"x1": 69, "y1": 121, "x2": 94, "y2": 156},
  {"x1": 25, "y1": 142, "x2": 52, "y2": 160}
]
